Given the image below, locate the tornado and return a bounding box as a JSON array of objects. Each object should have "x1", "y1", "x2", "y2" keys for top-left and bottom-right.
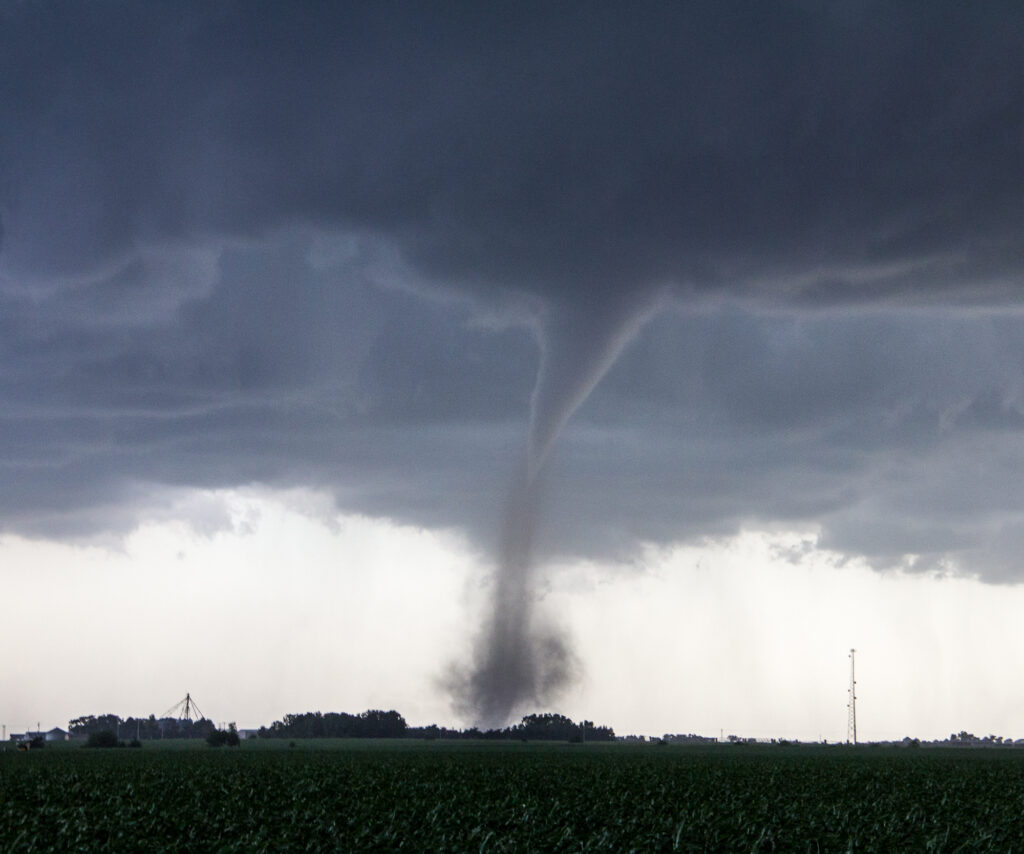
[{"x1": 459, "y1": 289, "x2": 664, "y2": 728}]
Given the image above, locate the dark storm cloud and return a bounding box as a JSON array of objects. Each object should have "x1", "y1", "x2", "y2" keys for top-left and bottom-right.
[
  {"x1": 2, "y1": 2, "x2": 1020, "y2": 299},
  {"x1": 0, "y1": 234, "x2": 531, "y2": 540},
  {"x1": 1, "y1": 0, "x2": 1023, "y2": 587},
  {"x1": 543, "y1": 307, "x2": 1024, "y2": 578}
]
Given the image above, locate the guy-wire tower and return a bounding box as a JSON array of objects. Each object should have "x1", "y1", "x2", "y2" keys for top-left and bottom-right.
[
  {"x1": 162, "y1": 692, "x2": 206, "y2": 723},
  {"x1": 846, "y1": 649, "x2": 857, "y2": 745}
]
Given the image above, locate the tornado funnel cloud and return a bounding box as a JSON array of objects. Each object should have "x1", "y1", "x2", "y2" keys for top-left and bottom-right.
[
  {"x1": 462, "y1": 469, "x2": 564, "y2": 727},
  {"x1": 527, "y1": 295, "x2": 664, "y2": 480},
  {"x1": 458, "y1": 290, "x2": 663, "y2": 728}
]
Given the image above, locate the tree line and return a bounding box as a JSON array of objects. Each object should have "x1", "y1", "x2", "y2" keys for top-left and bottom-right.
[
  {"x1": 66, "y1": 710, "x2": 616, "y2": 742},
  {"x1": 405, "y1": 713, "x2": 616, "y2": 742},
  {"x1": 258, "y1": 710, "x2": 408, "y2": 739},
  {"x1": 259, "y1": 711, "x2": 615, "y2": 742},
  {"x1": 69, "y1": 714, "x2": 217, "y2": 740}
]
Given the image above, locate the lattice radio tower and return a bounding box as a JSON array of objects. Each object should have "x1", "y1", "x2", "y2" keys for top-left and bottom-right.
[{"x1": 846, "y1": 649, "x2": 857, "y2": 745}]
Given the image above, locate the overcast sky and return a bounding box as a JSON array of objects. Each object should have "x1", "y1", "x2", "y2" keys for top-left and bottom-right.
[{"x1": 2, "y1": 2, "x2": 1023, "y2": 739}]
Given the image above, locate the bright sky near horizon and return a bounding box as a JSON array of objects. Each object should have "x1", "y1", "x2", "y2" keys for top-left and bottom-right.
[
  {"x1": 5, "y1": 488, "x2": 1024, "y2": 742},
  {"x1": 1, "y1": 3, "x2": 1023, "y2": 740}
]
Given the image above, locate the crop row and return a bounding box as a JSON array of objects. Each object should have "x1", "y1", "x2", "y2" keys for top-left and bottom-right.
[{"x1": 2, "y1": 745, "x2": 1024, "y2": 851}]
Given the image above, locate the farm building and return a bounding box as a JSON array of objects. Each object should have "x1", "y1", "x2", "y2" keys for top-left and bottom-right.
[{"x1": 8, "y1": 728, "x2": 69, "y2": 743}]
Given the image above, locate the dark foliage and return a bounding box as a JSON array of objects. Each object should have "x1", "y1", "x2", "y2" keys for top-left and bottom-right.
[
  {"x1": 207, "y1": 725, "x2": 241, "y2": 748},
  {"x1": 258, "y1": 709, "x2": 614, "y2": 742},
  {"x1": 259, "y1": 710, "x2": 408, "y2": 739},
  {"x1": 70, "y1": 715, "x2": 123, "y2": 738},
  {"x1": 408, "y1": 714, "x2": 615, "y2": 742},
  {"x1": 84, "y1": 731, "x2": 121, "y2": 749},
  {"x1": 506, "y1": 714, "x2": 615, "y2": 742},
  {"x1": 70, "y1": 713, "x2": 216, "y2": 740}
]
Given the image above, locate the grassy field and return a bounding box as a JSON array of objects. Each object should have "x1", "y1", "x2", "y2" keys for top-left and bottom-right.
[{"x1": 3, "y1": 740, "x2": 1024, "y2": 851}]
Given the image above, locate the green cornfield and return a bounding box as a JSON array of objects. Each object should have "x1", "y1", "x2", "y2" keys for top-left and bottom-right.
[{"x1": 2, "y1": 741, "x2": 1024, "y2": 851}]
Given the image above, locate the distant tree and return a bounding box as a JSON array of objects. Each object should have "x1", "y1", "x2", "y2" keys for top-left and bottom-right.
[
  {"x1": 407, "y1": 724, "x2": 479, "y2": 740},
  {"x1": 206, "y1": 723, "x2": 240, "y2": 748},
  {"x1": 159, "y1": 717, "x2": 180, "y2": 739},
  {"x1": 69, "y1": 715, "x2": 96, "y2": 735},
  {"x1": 121, "y1": 716, "x2": 161, "y2": 741},
  {"x1": 85, "y1": 731, "x2": 120, "y2": 748},
  {"x1": 69, "y1": 712, "x2": 222, "y2": 741},
  {"x1": 475, "y1": 713, "x2": 616, "y2": 743},
  {"x1": 581, "y1": 719, "x2": 615, "y2": 742},
  {"x1": 70, "y1": 714, "x2": 123, "y2": 738},
  {"x1": 260, "y1": 709, "x2": 407, "y2": 739},
  {"x1": 357, "y1": 710, "x2": 407, "y2": 738}
]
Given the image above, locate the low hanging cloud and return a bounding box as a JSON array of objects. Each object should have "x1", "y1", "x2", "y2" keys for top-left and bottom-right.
[{"x1": 1, "y1": 1, "x2": 1023, "y2": 592}]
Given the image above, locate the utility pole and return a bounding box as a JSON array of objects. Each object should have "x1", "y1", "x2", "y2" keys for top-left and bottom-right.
[{"x1": 847, "y1": 649, "x2": 857, "y2": 745}]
